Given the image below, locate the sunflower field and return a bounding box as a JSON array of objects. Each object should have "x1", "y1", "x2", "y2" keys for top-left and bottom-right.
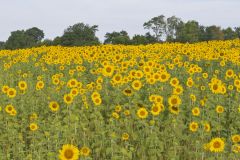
[{"x1": 0, "y1": 39, "x2": 240, "y2": 160}]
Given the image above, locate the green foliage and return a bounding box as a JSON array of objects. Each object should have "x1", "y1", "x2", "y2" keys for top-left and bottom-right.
[
  {"x1": 235, "y1": 27, "x2": 240, "y2": 38},
  {"x1": 143, "y1": 15, "x2": 166, "y2": 42},
  {"x1": 60, "y1": 23, "x2": 100, "y2": 46},
  {"x1": 223, "y1": 27, "x2": 238, "y2": 40},
  {"x1": 166, "y1": 16, "x2": 183, "y2": 42},
  {"x1": 1, "y1": 16, "x2": 240, "y2": 50},
  {"x1": 131, "y1": 35, "x2": 149, "y2": 45},
  {"x1": 0, "y1": 41, "x2": 5, "y2": 50},
  {"x1": 176, "y1": 20, "x2": 201, "y2": 43},
  {"x1": 104, "y1": 30, "x2": 131, "y2": 45},
  {"x1": 4, "y1": 27, "x2": 44, "y2": 50}
]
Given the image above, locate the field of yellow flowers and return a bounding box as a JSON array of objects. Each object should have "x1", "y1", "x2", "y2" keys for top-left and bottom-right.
[{"x1": 0, "y1": 40, "x2": 240, "y2": 160}]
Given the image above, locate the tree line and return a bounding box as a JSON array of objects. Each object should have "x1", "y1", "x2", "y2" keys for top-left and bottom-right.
[{"x1": 0, "y1": 15, "x2": 240, "y2": 50}]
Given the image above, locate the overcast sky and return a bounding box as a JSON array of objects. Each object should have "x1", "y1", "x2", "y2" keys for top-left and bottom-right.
[{"x1": 0, "y1": 0, "x2": 240, "y2": 42}]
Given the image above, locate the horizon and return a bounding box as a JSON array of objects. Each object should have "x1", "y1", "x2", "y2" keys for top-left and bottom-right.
[{"x1": 0, "y1": 0, "x2": 240, "y2": 42}]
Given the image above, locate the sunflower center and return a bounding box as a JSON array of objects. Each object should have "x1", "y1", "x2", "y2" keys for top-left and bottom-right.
[
  {"x1": 9, "y1": 91, "x2": 14, "y2": 95},
  {"x1": 52, "y1": 104, "x2": 57, "y2": 108},
  {"x1": 140, "y1": 110, "x2": 146, "y2": 116},
  {"x1": 153, "y1": 107, "x2": 159, "y2": 112},
  {"x1": 134, "y1": 83, "x2": 139, "y2": 87},
  {"x1": 192, "y1": 124, "x2": 197, "y2": 129},
  {"x1": 172, "y1": 106, "x2": 178, "y2": 111},
  {"x1": 115, "y1": 76, "x2": 120, "y2": 81},
  {"x1": 161, "y1": 74, "x2": 166, "y2": 79},
  {"x1": 213, "y1": 84, "x2": 218, "y2": 90},
  {"x1": 95, "y1": 99, "x2": 100, "y2": 103},
  {"x1": 66, "y1": 96, "x2": 71, "y2": 101},
  {"x1": 171, "y1": 98, "x2": 177, "y2": 105},
  {"x1": 213, "y1": 141, "x2": 221, "y2": 148},
  {"x1": 125, "y1": 89, "x2": 131, "y2": 94},
  {"x1": 64, "y1": 149, "x2": 74, "y2": 159},
  {"x1": 106, "y1": 67, "x2": 112, "y2": 73}
]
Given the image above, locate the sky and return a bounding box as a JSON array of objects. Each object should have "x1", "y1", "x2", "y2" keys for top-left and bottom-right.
[{"x1": 0, "y1": 0, "x2": 240, "y2": 42}]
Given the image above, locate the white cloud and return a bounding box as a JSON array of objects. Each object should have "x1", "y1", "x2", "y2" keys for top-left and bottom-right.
[{"x1": 0, "y1": 0, "x2": 239, "y2": 42}]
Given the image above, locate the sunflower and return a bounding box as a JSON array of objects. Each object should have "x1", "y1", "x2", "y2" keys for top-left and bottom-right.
[
  {"x1": 153, "y1": 95, "x2": 163, "y2": 104},
  {"x1": 232, "y1": 144, "x2": 240, "y2": 153},
  {"x1": 169, "y1": 105, "x2": 180, "y2": 115},
  {"x1": 137, "y1": 107, "x2": 148, "y2": 119},
  {"x1": 231, "y1": 135, "x2": 240, "y2": 143},
  {"x1": 123, "y1": 88, "x2": 133, "y2": 96},
  {"x1": 189, "y1": 121, "x2": 198, "y2": 132},
  {"x1": 186, "y1": 78, "x2": 194, "y2": 87},
  {"x1": 122, "y1": 133, "x2": 129, "y2": 141},
  {"x1": 209, "y1": 138, "x2": 225, "y2": 152},
  {"x1": 151, "y1": 103, "x2": 162, "y2": 116},
  {"x1": 124, "y1": 110, "x2": 130, "y2": 116},
  {"x1": 7, "y1": 88, "x2": 17, "y2": 98},
  {"x1": 49, "y1": 101, "x2": 60, "y2": 112},
  {"x1": 36, "y1": 81, "x2": 44, "y2": 90},
  {"x1": 29, "y1": 123, "x2": 38, "y2": 131},
  {"x1": 234, "y1": 79, "x2": 240, "y2": 88},
  {"x1": 2, "y1": 85, "x2": 9, "y2": 93},
  {"x1": 10, "y1": 109, "x2": 17, "y2": 116},
  {"x1": 92, "y1": 97, "x2": 102, "y2": 106},
  {"x1": 132, "y1": 80, "x2": 142, "y2": 90},
  {"x1": 112, "y1": 112, "x2": 120, "y2": 119},
  {"x1": 102, "y1": 65, "x2": 114, "y2": 77},
  {"x1": 80, "y1": 146, "x2": 90, "y2": 157},
  {"x1": 168, "y1": 95, "x2": 181, "y2": 106},
  {"x1": 52, "y1": 78, "x2": 60, "y2": 85},
  {"x1": 216, "y1": 105, "x2": 224, "y2": 113},
  {"x1": 112, "y1": 74, "x2": 122, "y2": 84},
  {"x1": 70, "y1": 88, "x2": 79, "y2": 97},
  {"x1": 18, "y1": 81, "x2": 27, "y2": 90},
  {"x1": 5, "y1": 104, "x2": 15, "y2": 114},
  {"x1": 202, "y1": 73, "x2": 208, "y2": 79},
  {"x1": 173, "y1": 85, "x2": 183, "y2": 95},
  {"x1": 204, "y1": 123, "x2": 211, "y2": 132},
  {"x1": 192, "y1": 107, "x2": 200, "y2": 116},
  {"x1": 170, "y1": 77, "x2": 179, "y2": 86},
  {"x1": 67, "y1": 79, "x2": 78, "y2": 88},
  {"x1": 64, "y1": 94, "x2": 74, "y2": 105},
  {"x1": 91, "y1": 91, "x2": 101, "y2": 99},
  {"x1": 149, "y1": 95, "x2": 156, "y2": 102},
  {"x1": 226, "y1": 69, "x2": 234, "y2": 78},
  {"x1": 190, "y1": 94, "x2": 196, "y2": 102},
  {"x1": 115, "y1": 105, "x2": 122, "y2": 113},
  {"x1": 59, "y1": 144, "x2": 80, "y2": 160},
  {"x1": 30, "y1": 113, "x2": 38, "y2": 121},
  {"x1": 159, "y1": 72, "x2": 170, "y2": 82}
]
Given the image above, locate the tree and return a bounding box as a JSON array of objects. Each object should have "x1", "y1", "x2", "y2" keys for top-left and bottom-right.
[
  {"x1": 5, "y1": 30, "x2": 28, "y2": 49},
  {"x1": 166, "y1": 16, "x2": 183, "y2": 41},
  {"x1": 144, "y1": 32, "x2": 158, "y2": 43},
  {"x1": 234, "y1": 27, "x2": 240, "y2": 39},
  {"x1": 25, "y1": 27, "x2": 44, "y2": 43},
  {"x1": 223, "y1": 27, "x2": 238, "y2": 40},
  {"x1": 104, "y1": 30, "x2": 131, "y2": 45},
  {"x1": 131, "y1": 34, "x2": 149, "y2": 45},
  {"x1": 53, "y1": 36, "x2": 62, "y2": 45},
  {"x1": 205, "y1": 25, "x2": 224, "y2": 41},
  {"x1": 176, "y1": 20, "x2": 200, "y2": 43},
  {"x1": 0, "y1": 41, "x2": 5, "y2": 50},
  {"x1": 143, "y1": 15, "x2": 166, "y2": 42},
  {"x1": 5, "y1": 27, "x2": 44, "y2": 50},
  {"x1": 41, "y1": 39, "x2": 53, "y2": 46},
  {"x1": 60, "y1": 23, "x2": 100, "y2": 46},
  {"x1": 198, "y1": 25, "x2": 207, "y2": 41}
]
